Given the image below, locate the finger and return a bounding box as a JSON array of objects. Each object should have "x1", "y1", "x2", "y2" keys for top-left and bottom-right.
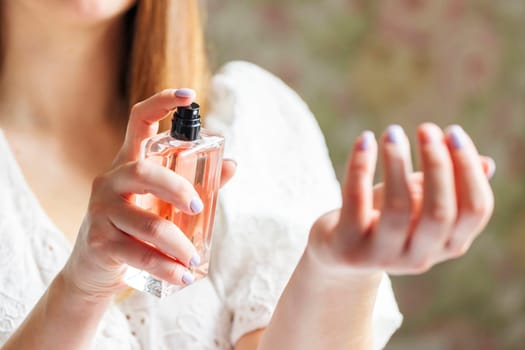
[
  {"x1": 372, "y1": 153, "x2": 492, "y2": 210},
  {"x1": 219, "y1": 159, "x2": 237, "y2": 188},
  {"x1": 112, "y1": 233, "x2": 195, "y2": 286},
  {"x1": 405, "y1": 124, "x2": 457, "y2": 267},
  {"x1": 106, "y1": 159, "x2": 202, "y2": 215},
  {"x1": 372, "y1": 125, "x2": 413, "y2": 259},
  {"x1": 339, "y1": 131, "x2": 378, "y2": 232},
  {"x1": 480, "y1": 156, "x2": 496, "y2": 179},
  {"x1": 373, "y1": 172, "x2": 424, "y2": 211},
  {"x1": 108, "y1": 201, "x2": 200, "y2": 267},
  {"x1": 442, "y1": 125, "x2": 494, "y2": 256},
  {"x1": 117, "y1": 88, "x2": 196, "y2": 164}
]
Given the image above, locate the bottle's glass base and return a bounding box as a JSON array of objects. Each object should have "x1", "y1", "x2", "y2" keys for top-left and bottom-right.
[{"x1": 124, "y1": 263, "x2": 209, "y2": 299}]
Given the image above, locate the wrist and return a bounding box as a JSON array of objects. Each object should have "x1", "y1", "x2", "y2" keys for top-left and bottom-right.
[
  {"x1": 261, "y1": 247, "x2": 381, "y2": 349},
  {"x1": 302, "y1": 245, "x2": 383, "y2": 292},
  {"x1": 56, "y1": 268, "x2": 115, "y2": 307}
]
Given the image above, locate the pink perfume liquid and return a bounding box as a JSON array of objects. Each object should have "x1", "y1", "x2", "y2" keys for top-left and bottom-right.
[
  {"x1": 124, "y1": 103, "x2": 224, "y2": 298},
  {"x1": 145, "y1": 131, "x2": 224, "y2": 276}
]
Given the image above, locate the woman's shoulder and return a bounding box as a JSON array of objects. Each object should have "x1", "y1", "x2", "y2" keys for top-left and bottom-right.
[
  {"x1": 210, "y1": 61, "x2": 307, "y2": 116},
  {"x1": 210, "y1": 60, "x2": 298, "y2": 94},
  {"x1": 206, "y1": 59, "x2": 339, "y2": 206},
  {"x1": 206, "y1": 61, "x2": 327, "y2": 156},
  {"x1": 211, "y1": 60, "x2": 301, "y2": 91}
]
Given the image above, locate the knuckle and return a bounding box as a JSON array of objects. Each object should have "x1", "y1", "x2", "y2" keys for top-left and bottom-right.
[
  {"x1": 85, "y1": 223, "x2": 109, "y2": 252},
  {"x1": 384, "y1": 197, "x2": 412, "y2": 213},
  {"x1": 166, "y1": 265, "x2": 182, "y2": 284},
  {"x1": 91, "y1": 175, "x2": 108, "y2": 193},
  {"x1": 349, "y1": 160, "x2": 369, "y2": 175},
  {"x1": 140, "y1": 249, "x2": 159, "y2": 271},
  {"x1": 450, "y1": 242, "x2": 469, "y2": 258},
  {"x1": 427, "y1": 205, "x2": 456, "y2": 224},
  {"x1": 345, "y1": 187, "x2": 365, "y2": 205},
  {"x1": 129, "y1": 103, "x2": 142, "y2": 118},
  {"x1": 423, "y1": 153, "x2": 447, "y2": 171},
  {"x1": 142, "y1": 218, "x2": 167, "y2": 240},
  {"x1": 131, "y1": 159, "x2": 151, "y2": 179},
  {"x1": 344, "y1": 174, "x2": 368, "y2": 199},
  {"x1": 414, "y1": 259, "x2": 432, "y2": 273},
  {"x1": 464, "y1": 200, "x2": 492, "y2": 218},
  {"x1": 380, "y1": 204, "x2": 411, "y2": 230}
]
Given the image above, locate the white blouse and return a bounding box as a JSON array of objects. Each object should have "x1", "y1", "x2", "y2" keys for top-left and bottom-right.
[{"x1": 0, "y1": 61, "x2": 402, "y2": 349}]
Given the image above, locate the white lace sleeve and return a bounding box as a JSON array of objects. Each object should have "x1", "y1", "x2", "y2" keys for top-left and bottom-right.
[{"x1": 205, "y1": 61, "x2": 402, "y2": 348}]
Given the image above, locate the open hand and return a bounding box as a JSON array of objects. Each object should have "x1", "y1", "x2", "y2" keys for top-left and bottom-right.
[{"x1": 308, "y1": 123, "x2": 494, "y2": 276}]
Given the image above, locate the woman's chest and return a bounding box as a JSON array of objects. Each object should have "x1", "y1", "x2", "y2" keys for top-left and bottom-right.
[
  {"x1": 5, "y1": 133, "x2": 116, "y2": 242},
  {"x1": 4, "y1": 126, "x2": 119, "y2": 242},
  {"x1": 23, "y1": 168, "x2": 92, "y2": 242}
]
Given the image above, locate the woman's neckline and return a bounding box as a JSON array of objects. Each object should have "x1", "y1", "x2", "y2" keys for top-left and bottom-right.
[{"x1": 0, "y1": 128, "x2": 73, "y2": 248}]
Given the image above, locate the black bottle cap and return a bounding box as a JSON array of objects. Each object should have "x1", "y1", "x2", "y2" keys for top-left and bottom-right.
[{"x1": 170, "y1": 102, "x2": 201, "y2": 141}]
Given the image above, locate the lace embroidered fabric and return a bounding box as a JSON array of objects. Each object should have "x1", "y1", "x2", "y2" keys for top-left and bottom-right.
[{"x1": 0, "y1": 61, "x2": 402, "y2": 349}]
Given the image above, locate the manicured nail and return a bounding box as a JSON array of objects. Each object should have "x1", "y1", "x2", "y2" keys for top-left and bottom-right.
[
  {"x1": 182, "y1": 271, "x2": 195, "y2": 285},
  {"x1": 189, "y1": 254, "x2": 201, "y2": 267},
  {"x1": 487, "y1": 158, "x2": 496, "y2": 180},
  {"x1": 175, "y1": 88, "x2": 196, "y2": 99},
  {"x1": 359, "y1": 131, "x2": 375, "y2": 151},
  {"x1": 190, "y1": 197, "x2": 204, "y2": 214},
  {"x1": 447, "y1": 125, "x2": 466, "y2": 149},
  {"x1": 223, "y1": 158, "x2": 238, "y2": 167},
  {"x1": 387, "y1": 125, "x2": 404, "y2": 144}
]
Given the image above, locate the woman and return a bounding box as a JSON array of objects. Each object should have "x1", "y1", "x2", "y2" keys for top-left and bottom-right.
[{"x1": 0, "y1": 1, "x2": 494, "y2": 349}]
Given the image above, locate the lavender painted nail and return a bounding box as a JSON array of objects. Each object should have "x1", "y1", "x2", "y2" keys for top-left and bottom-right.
[
  {"x1": 190, "y1": 197, "x2": 204, "y2": 214},
  {"x1": 359, "y1": 131, "x2": 375, "y2": 151},
  {"x1": 448, "y1": 125, "x2": 465, "y2": 149},
  {"x1": 182, "y1": 271, "x2": 195, "y2": 285},
  {"x1": 387, "y1": 125, "x2": 404, "y2": 144},
  {"x1": 189, "y1": 254, "x2": 201, "y2": 267},
  {"x1": 175, "y1": 88, "x2": 196, "y2": 99}
]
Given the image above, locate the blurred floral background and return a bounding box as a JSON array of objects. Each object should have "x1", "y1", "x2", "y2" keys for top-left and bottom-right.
[{"x1": 205, "y1": 0, "x2": 525, "y2": 349}]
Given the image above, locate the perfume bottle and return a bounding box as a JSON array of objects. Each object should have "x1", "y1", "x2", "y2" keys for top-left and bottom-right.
[{"x1": 124, "y1": 102, "x2": 225, "y2": 298}]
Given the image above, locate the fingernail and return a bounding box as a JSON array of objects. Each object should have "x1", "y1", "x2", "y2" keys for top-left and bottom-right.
[
  {"x1": 223, "y1": 158, "x2": 238, "y2": 167},
  {"x1": 359, "y1": 131, "x2": 375, "y2": 151},
  {"x1": 447, "y1": 125, "x2": 466, "y2": 149},
  {"x1": 387, "y1": 125, "x2": 404, "y2": 144},
  {"x1": 189, "y1": 254, "x2": 201, "y2": 267},
  {"x1": 175, "y1": 88, "x2": 196, "y2": 99},
  {"x1": 487, "y1": 158, "x2": 496, "y2": 180},
  {"x1": 182, "y1": 271, "x2": 195, "y2": 285},
  {"x1": 190, "y1": 197, "x2": 204, "y2": 214}
]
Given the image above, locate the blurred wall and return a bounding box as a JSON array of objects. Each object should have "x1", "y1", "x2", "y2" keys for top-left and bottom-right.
[{"x1": 206, "y1": 1, "x2": 525, "y2": 349}]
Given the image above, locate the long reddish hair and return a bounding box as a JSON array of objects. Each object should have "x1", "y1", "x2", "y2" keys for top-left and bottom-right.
[{"x1": 126, "y1": 1, "x2": 209, "y2": 128}]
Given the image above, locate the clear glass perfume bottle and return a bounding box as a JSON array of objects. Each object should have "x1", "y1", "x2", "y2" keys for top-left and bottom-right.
[{"x1": 124, "y1": 102, "x2": 225, "y2": 298}]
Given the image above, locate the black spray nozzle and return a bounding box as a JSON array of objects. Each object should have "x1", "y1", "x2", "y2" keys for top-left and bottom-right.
[{"x1": 171, "y1": 102, "x2": 201, "y2": 141}]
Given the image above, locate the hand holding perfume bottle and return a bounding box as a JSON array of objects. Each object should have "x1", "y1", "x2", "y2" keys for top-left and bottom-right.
[
  {"x1": 61, "y1": 89, "x2": 234, "y2": 301},
  {"x1": 125, "y1": 102, "x2": 225, "y2": 298}
]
